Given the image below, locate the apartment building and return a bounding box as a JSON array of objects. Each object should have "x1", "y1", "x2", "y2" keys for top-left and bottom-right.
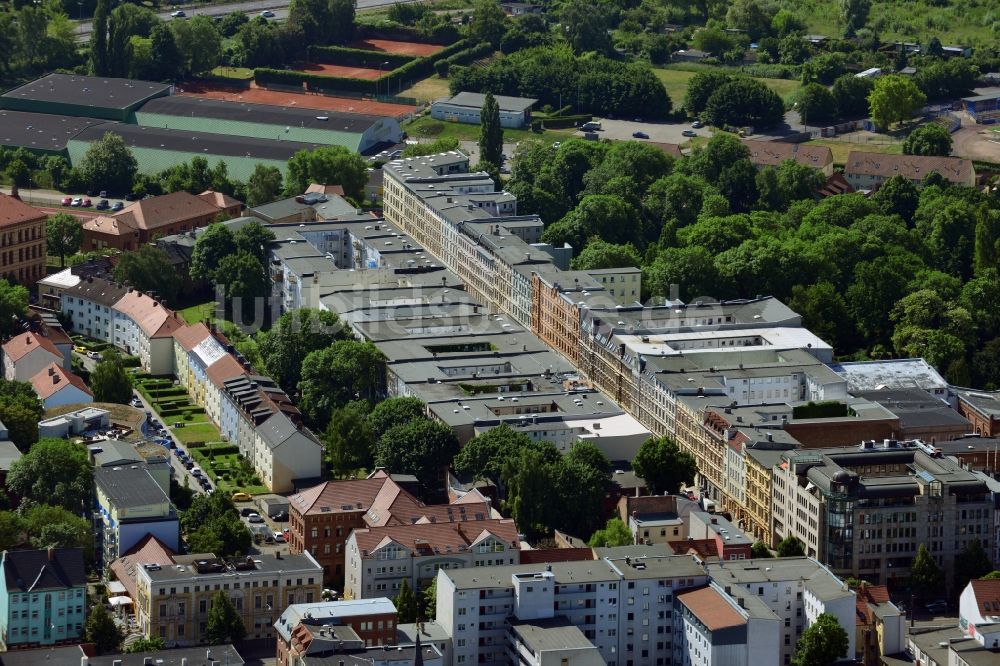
[
  {"x1": 83, "y1": 191, "x2": 225, "y2": 251},
  {"x1": 675, "y1": 584, "x2": 779, "y2": 666},
  {"x1": 773, "y1": 440, "x2": 994, "y2": 589},
  {"x1": 61, "y1": 277, "x2": 129, "y2": 342},
  {"x1": 134, "y1": 552, "x2": 322, "y2": 645},
  {"x1": 853, "y1": 583, "x2": 905, "y2": 666},
  {"x1": 844, "y1": 151, "x2": 975, "y2": 189},
  {"x1": 275, "y1": 598, "x2": 398, "y2": 661},
  {"x1": 2, "y1": 331, "x2": 66, "y2": 381},
  {"x1": 705, "y1": 558, "x2": 857, "y2": 666},
  {"x1": 0, "y1": 194, "x2": 46, "y2": 285},
  {"x1": 112, "y1": 289, "x2": 183, "y2": 375},
  {"x1": 741, "y1": 139, "x2": 834, "y2": 176},
  {"x1": 345, "y1": 518, "x2": 521, "y2": 601},
  {"x1": 94, "y1": 463, "x2": 180, "y2": 569},
  {"x1": 0, "y1": 548, "x2": 86, "y2": 649}
]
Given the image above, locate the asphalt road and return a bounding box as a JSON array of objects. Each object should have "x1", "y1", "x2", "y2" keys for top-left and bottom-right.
[{"x1": 75, "y1": 0, "x2": 423, "y2": 38}]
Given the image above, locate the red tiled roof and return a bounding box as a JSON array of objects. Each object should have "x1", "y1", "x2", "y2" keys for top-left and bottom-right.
[
  {"x1": 306, "y1": 184, "x2": 346, "y2": 196},
  {"x1": 647, "y1": 142, "x2": 683, "y2": 159},
  {"x1": 30, "y1": 363, "x2": 92, "y2": 400},
  {"x1": 971, "y1": 579, "x2": 1000, "y2": 609},
  {"x1": 677, "y1": 586, "x2": 746, "y2": 631},
  {"x1": 855, "y1": 583, "x2": 891, "y2": 625},
  {"x1": 0, "y1": 194, "x2": 44, "y2": 227},
  {"x1": 3, "y1": 331, "x2": 62, "y2": 363},
  {"x1": 114, "y1": 191, "x2": 221, "y2": 231},
  {"x1": 109, "y1": 535, "x2": 175, "y2": 600},
  {"x1": 352, "y1": 518, "x2": 520, "y2": 558},
  {"x1": 198, "y1": 190, "x2": 243, "y2": 211},
  {"x1": 289, "y1": 477, "x2": 390, "y2": 516},
  {"x1": 817, "y1": 172, "x2": 855, "y2": 198},
  {"x1": 173, "y1": 323, "x2": 212, "y2": 352},
  {"x1": 742, "y1": 139, "x2": 833, "y2": 169},
  {"x1": 114, "y1": 290, "x2": 182, "y2": 338},
  {"x1": 205, "y1": 353, "x2": 247, "y2": 389},
  {"x1": 668, "y1": 539, "x2": 720, "y2": 560},
  {"x1": 845, "y1": 151, "x2": 974, "y2": 184},
  {"x1": 83, "y1": 215, "x2": 136, "y2": 237}
]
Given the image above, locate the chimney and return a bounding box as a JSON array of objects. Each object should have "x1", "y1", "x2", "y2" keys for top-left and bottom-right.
[{"x1": 26, "y1": 336, "x2": 32, "y2": 345}]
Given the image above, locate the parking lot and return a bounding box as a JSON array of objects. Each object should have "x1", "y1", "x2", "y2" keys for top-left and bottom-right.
[
  {"x1": 576, "y1": 118, "x2": 711, "y2": 145},
  {"x1": 235, "y1": 500, "x2": 290, "y2": 555}
]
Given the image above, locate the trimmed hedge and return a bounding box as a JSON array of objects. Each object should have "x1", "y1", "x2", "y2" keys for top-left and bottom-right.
[
  {"x1": 256, "y1": 39, "x2": 471, "y2": 97},
  {"x1": 358, "y1": 23, "x2": 457, "y2": 46},
  {"x1": 435, "y1": 41, "x2": 493, "y2": 77},
  {"x1": 307, "y1": 45, "x2": 415, "y2": 69}
]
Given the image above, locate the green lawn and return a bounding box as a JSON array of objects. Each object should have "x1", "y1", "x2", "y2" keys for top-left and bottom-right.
[
  {"x1": 171, "y1": 421, "x2": 222, "y2": 446},
  {"x1": 806, "y1": 138, "x2": 903, "y2": 165},
  {"x1": 189, "y1": 444, "x2": 268, "y2": 495},
  {"x1": 653, "y1": 65, "x2": 803, "y2": 107},
  {"x1": 404, "y1": 114, "x2": 573, "y2": 144},
  {"x1": 178, "y1": 301, "x2": 219, "y2": 325},
  {"x1": 210, "y1": 66, "x2": 254, "y2": 80},
  {"x1": 399, "y1": 76, "x2": 452, "y2": 104}
]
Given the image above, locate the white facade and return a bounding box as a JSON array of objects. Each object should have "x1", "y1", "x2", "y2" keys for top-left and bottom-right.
[
  {"x1": 2, "y1": 341, "x2": 62, "y2": 382},
  {"x1": 253, "y1": 412, "x2": 323, "y2": 493},
  {"x1": 61, "y1": 291, "x2": 117, "y2": 342},
  {"x1": 111, "y1": 308, "x2": 174, "y2": 375}
]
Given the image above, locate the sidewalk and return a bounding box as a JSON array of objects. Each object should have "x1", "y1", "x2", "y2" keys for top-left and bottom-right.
[{"x1": 1, "y1": 185, "x2": 69, "y2": 207}]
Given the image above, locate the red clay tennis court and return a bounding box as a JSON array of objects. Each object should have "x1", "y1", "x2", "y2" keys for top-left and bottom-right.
[
  {"x1": 294, "y1": 62, "x2": 385, "y2": 80},
  {"x1": 347, "y1": 38, "x2": 445, "y2": 57},
  {"x1": 176, "y1": 82, "x2": 417, "y2": 118}
]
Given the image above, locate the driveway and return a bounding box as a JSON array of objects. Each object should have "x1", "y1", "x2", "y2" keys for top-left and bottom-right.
[
  {"x1": 579, "y1": 118, "x2": 711, "y2": 145},
  {"x1": 458, "y1": 141, "x2": 520, "y2": 167},
  {"x1": 130, "y1": 388, "x2": 210, "y2": 496},
  {"x1": 951, "y1": 115, "x2": 1000, "y2": 162}
]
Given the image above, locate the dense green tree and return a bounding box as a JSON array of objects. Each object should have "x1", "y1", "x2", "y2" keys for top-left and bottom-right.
[
  {"x1": 684, "y1": 71, "x2": 734, "y2": 115},
  {"x1": 422, "y1": 578, "x2": 437, "y2": 620},
  {"x1": 868, "y1": 75, "x2": 926, "y2": 129},
  {"x1": 792, "y1": 612, "x2": 849, "y2": 666},
  {"x1": 903, "y1": 123, "x2": 953, "y2": 156},
  {"x1": 219, "y1": 11, "x2": 250, "y2": 38},
  {"x1": 79, "y1": 132, "x2": 138, "y2": 195},
  {"x1": 235, "y1": 20, "x2": 284, "y2": 69},
  {"x1": 632, "y1": 436, "x2": 697, "y2": 495},
  {"x1": 23, "y1": 504, "x2": 92, "y2": 555},
  {"x1": 190, "y1": 223, "x2": 235, "y2": 282},
  {"x1": 453, "y1": 424, "x2": 534, "y2": 483},
  {"x1": 85, "y1": 605, "x2": 124, "y2": 655},
  {"x1": 541, "y1": 195, "x2": 638, "y2": 250},
  {"x1": 113, "y1": 245, "x2": 181, "y2": 304},
  {"x1": 955, "y1": 539, "x2": 993, "y2": 594},
  {"x1": 910, "y1": 544, "x2": 943, "y2": 595},
  {"x1": 218, "y1": 250, "x2": 271, "y2": 323},
  {"x1": 789, "y1": 282, "x2": 856, "y2": 352},
  {"x1": 148, "y1": 24, "x2": 183, "y2": 80},
  {"x1": 0, "y1": 379, "x2": 41, "y2": 450},
  {"x1": 468, "y1": 0, "x2": 507, "y2": 47},
  {"x1": 7, "y1": 438, "x2": 92, "y2": 512},
  {"x1": 560, "y1": 0, "x2": 610, "y2": 54},
  {"x1": 914, "y1": 59, "x2": 979, "y2": 101},
  {"x1": 206, "y1": 592, "x2": 246, "y2": 643},
  {"x1": 846, "y1": 254, "x2": 920, "y2": 341},
  {"x1": 90, "y1": 350, "x2": 134, "y2": 404},
  {"x1": 778, "y1": 34, "x2": 810, "y2": 65},
  {"x1": 395, "y1": 579, "x2": 419, "y2": 623},
  {"x1": 299, "y1": 341, "x2": 386, "y2": 425},
  {"x1": 234, "y1": 221, "x2": 276, "y2": 268},
  {"x1": 288, "y1": 0, "x2": 332, "y2": 46},
  {"x1": 751, "y1": 541, "x2": 773, "y2": 558},
  {"x1": 285, "y1": 145, "x2": 368, "y2": 200},
  {"x1": 126, "y1": 638, "x2": 166, "y2": 653},
  {"x1": 871, "y1": 175, "x2": 919, "y2": 223},
  {"x1": 368, "y1": 397, "x2": 427, "y2": 440},
  {"x1": 726, "y1": 0, "x2": 775, "y2": 41},
  {"x1": 501, "y1": 443, "x2": 562, "y2": 538},
  {"x1": 181, "y1": 493, "x2": 251, "y2": 557},
  {"x1": 840, "y1": 0, "x2": 871, "y2": 36},
  {"x1": 373, "y1": 419, "x2": 459, "y2": 491},
  {"x1": 832, "y1": 74, "x2": 874, "y2": 118},
  {"x1": 245, "y1": 164, "x2": 284, "y2": 207},
  {"x1": 571, "y1": 239, "x2": 642, "y2": 270},
  {"x1": 402, "y1": 137, "x2": 460, "y2": 159},
  {"x1": 796, "y1": 83, "x2": 838, "y2": 125},
  {"x1": 258, "y1": 309, "x2": 349, "y2": 395},
  {"x1": 89, "y1": 0, "x2": 110, "y2": 75},
  {"x1": 45, "y1": 213, "x2": 83, "y2": 268},
  {"x1": 171, "y1": 16, "x2": 222, "y2": 75},
  {"x1": 771, "y1": 9, "x2": 806, "y2": 37},
  {"x1": 479, "y1": 92, "x2": 503, "y2": 168},
  {"x1": 800, "y1": 53, "x2": 846, "y2": 85},
  {"x1": 705, "y1": 78, "x2": 784, "y2": 129},
  {"x1": 323, "y1": 400, "x2": 374, "y2": 477},
  {"x1": 643, "y1": 246, "x2": 724, "y2": 302},
  {"x1": 328, "y1": 0, "x2": 356, "y2": 44},
  {"x1": 692, "y1": 27, "x2": 740, "y2": 56},
  {"x1": 588, "y1": 518, "x2": 634, "y2": 547},
  {"x1": 777, "y1": 535, "x2": 806, "y2": 557},
  {"x1": 107, "y1": 3, "x2": 160, "y2": 77}
]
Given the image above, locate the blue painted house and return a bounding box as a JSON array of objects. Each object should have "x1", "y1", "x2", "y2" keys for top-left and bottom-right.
[{"x1": 0, "y1": 548, "x2": 87, "y2": 648}]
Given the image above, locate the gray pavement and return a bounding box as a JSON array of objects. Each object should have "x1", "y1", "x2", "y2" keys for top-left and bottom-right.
[{"x1": 578, "y1": 118, "x2": 711, "y2": 144}]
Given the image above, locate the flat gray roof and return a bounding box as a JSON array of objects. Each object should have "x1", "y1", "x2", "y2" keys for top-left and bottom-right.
[
  {"x1": 510, "y1": 617, "x2": 594, "y2": 651},
  {"x1": 0, "y1": 109, "x2": 106, "y2": 152},
  {"x1": 2, "y1": 74, "x2": 171, "y2": 110},
  {"x1": 139, "y1": 95, "x2": 386, "y2": 131},
  {"x1": 443, "y1": 92, "x2": 537, "y2": 112},
  {"x1": 94, "y1": 464, "x2": 169, "y2": 510},
  {"x1": 706, "y1": 557, "x2": 854, "y2": 602}
]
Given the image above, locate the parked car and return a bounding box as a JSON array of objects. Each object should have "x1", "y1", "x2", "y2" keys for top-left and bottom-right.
[
  {"x1": 272, "y1": 531, "x2": 286, "y2": 543},
  {"x1": 124, "y1": 192, "x2": 138, "y2": 201},
  {"x1": 692, "y1": 120, "x2": 703, "y2": 128},
  {"x1": 260, "y1": 10, "x2": 275, "y2": 17},
  {"x1": 96, "y1": 199, "x2": 110, "y2": 210},
  {"x1": 171, "y1": 10, "x2": 186, "y2": 17},
  {"x1": 61, "y1": 196, "x2": 73, "y2": 206},
  {"x1": 98, "y1": 190, "x2": 108, "y2": 198},
  {"x1": 272, "y1": 511, "x2": 288, "y2": 522},
  {"x1": 70, "y1": 197, "x2": 82, "y2": 207},
  {"x1": 551, "y1": 141, "x2": 561, "y2": 149},
  {"x1": 111, "y1": 201, "x2": 125, "y2": 211},
  {"x1": 191, "y1": 469, "x2": 203, "y2": 478},
  {"x1": 632, "y1": 131, "x2": 649, "y2": 139},
  {"x1": 240, "y1": 507, "x2": 256, "y2": 517},
  {"x1": 130, "y1": 397, "x2": 142, "y2": 407},
  {"x1": 264, "y1": 534, "x2": 275, "y2": 544},
  {"x1": 183, "y1": 460, "x2": 194, "y2": 469},
  {"x1": 86, "y1": 351, "x2": 102, "y2": 360},
  {"x1": 247, "y1": 513, "x2": 264, "y2": 523},
  {"x1": 73, "y1": 345, "x2": 86, "y2": 353},
  {"x1": 81, "y1": 198, "x2": 92, "y2": 207},
  {"x1": 925, "y1": 600, "x2": 948, "y2": 614},
  {"x1": 232, "y1": 492, "x2": 252, "y2": 502},
  {"x1": 682, "y1": 129, "x2": 698, "y2": 137}
]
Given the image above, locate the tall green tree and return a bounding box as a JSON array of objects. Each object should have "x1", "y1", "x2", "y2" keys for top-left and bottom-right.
[
  {"x1": 903, "y1": 123, "x2": 953, "y2": 156},
  {"x1": 217, "y1": 251, "x2": 271, "y2": 324},
  {"x1": 171, "y1": 15, "x2": 223, "y2": 76},
  {"x1": 234, "y1": 221, "x2": 276, "y2": 268},
  {"x1": 328, "y1": 0, "x2": 356, "y2": 44},
  {"x1": 395, "y1": 579, "x2": 419, "y2": 623},
  {"x1": 0, "y1": 379, "x2": 42, "y2": 450},
  {"x1": 751, "y1": 541, "x2": 773, "y2": 558},
  {"x1": 868, "y1": 75, "x2": 926, "y2": 130},
  {"x1": 299, "y1": 340, "x2": 386, "y2": 426},
  {"x1": 190, "y1": 223, "x2": 235, "y2": 282},
  {"x1": 79, "y1": 132, "x2": 138, "y2": 195},
  {"x1": 181, "y1": 493, "x2": 251, "y2": 557},
  {"x1": 631, "y1": 436, "x2": 697, "y2": 495},
  {"x1": 831, "y1": 73, "x2": 874, "y2": 118},
  {"x1": 796, "y1": 83, "x2": 838, "y2": 125},
  {"x1": 245, "y1": 164, "x2": 284, "y2": 206},
  {"x1": 113, "y1": 245, "x2": 182, "y2": 304},
  {"x1": 149, "y1": 24, "x2": 183, "y2": 80},
  {"x1": 453, "y1": 424, "x2": 533, "y2": 483},
  {"x1": 372, "y1": 419, "x2": 459, "y2": 492},
  {"x1": 89, "y1": 0, "x2": 110, "y2": 75},
  {"x1": 258, "y1": 309, "x2": 349, "y2": 396},
  {"x1": 955, "y1": 539, "x2": 993, "y2": 594},
  {"x1": 792, "y1": 613, "x2": 849, "y2": 666},
  {"x1": 776, "y1": 535, "x2": 806, "y2": 557},
  {"x1": 468, "y1": 0, "x2": 507, "y2": 47},
  {"x1": 90, "y1": 350, "x2": 134, "y2": 404},
  {"x1": 6, "y1": 438, "x2": 92, "y2": 512},
  {"x1": 367, "y1": 396, "x2": 426, "y2": 440},
  {"x1": 559, "y1": 0, "x2": 611, "y2": 54},
  {"x1": 107, "y1": 3, "x2": 160, "y2": 77},
  {"x1": 479, "y1": 92, "x2": 503, "y2": 169},
  {"x1": 288, "y1": 0, "x2": 333, "y2": 46},
  {"x1": 840, "y1": 0, "x2": 871, "y2": 37},
  {"x1": 285, "y1": 145, "x2": 368, "y2": 200},
  {"x1": 323, "y1": 400, "x2": 374, "y2": 477},
  {"x1": 570, "y1": 239, "x2": 642, "y2": 270},
  {"x1": 205, "y1": 592, "x2": 246, "y2": 643},
  {"x1": 910, "y1": 544, "x2": 943, "y2": 596},
  {"x1": 0, "y1": 280, "x2": 28, "y2": 336},
  {"x1": 85, "y1": 605, "x2": 124, "y2": 655}
]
